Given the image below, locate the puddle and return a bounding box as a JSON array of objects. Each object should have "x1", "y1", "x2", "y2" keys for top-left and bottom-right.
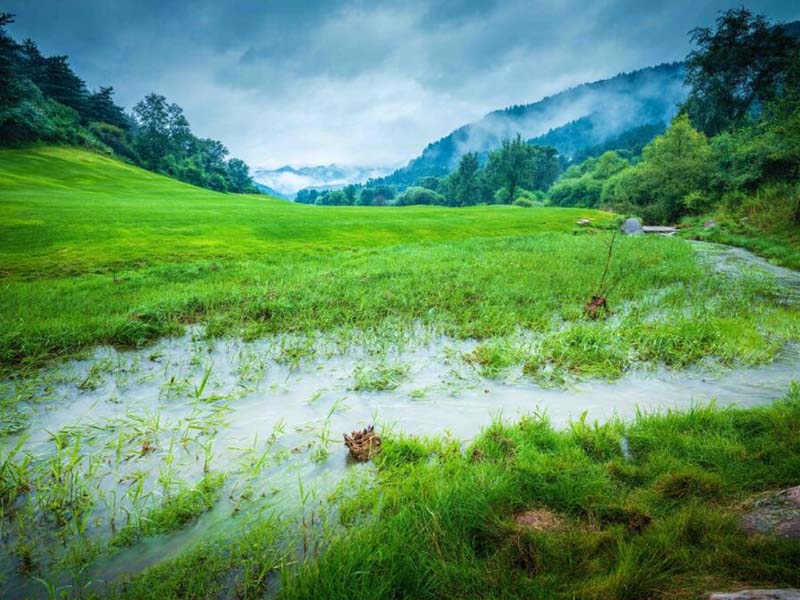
[{"x1": 1, "y1": 241, "x2": 799, "y2": 597}]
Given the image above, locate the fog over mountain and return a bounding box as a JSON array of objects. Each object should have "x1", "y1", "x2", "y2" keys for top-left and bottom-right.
[
  {"x1": 252, "y1": 164, "x2": 393, "y2": 198},
  {"x1": 375, "y1": 62, "x2": 687, "y2": 188}
]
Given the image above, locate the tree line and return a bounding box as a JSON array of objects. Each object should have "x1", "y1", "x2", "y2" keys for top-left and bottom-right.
[
  {"x1": 549, "y1": 8, "x2": 800, "y2": 225},
  {"x1": 296, "y1": 137, "x2": 559, "y2": 207},
  {"x1": 0, "y1": 13, "x2": 256, "y2": 194}
]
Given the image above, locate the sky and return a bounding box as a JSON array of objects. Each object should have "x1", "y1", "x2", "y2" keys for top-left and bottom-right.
[{"x1": 5, "y1": 1, "x2": 800, "y2": 169}]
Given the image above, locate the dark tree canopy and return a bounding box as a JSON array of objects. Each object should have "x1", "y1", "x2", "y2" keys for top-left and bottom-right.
[{"x1": 684, "y1": 8, "x2": 800, "y2": 135}]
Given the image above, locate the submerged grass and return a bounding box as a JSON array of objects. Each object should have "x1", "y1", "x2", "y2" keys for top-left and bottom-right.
[
  {"x1": 276, "y1": 388, "x2": 800, "y2": 600},
  {"x1": 103, "y1": 387, "x2": 800, "y2": 600},
  {"x1": 111, "y1": 473, "x2": 225, "y2": 547}
]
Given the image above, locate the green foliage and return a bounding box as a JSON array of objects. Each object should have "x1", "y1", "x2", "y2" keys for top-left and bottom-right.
[
  {"x1": 550, "y1": 151, "x2": 629, "y2": 208},
  {"x1": 573, "y1": 122, "x2": 666, "y2": 162},
  {"x1": 512, "y1": 188, "x2": 547, "y2": 207},
  {"x1": 684, "y1": 7, "x2": 800, "y2": 135},
  {"x1": 395, "y1": 186, "x2": 447, "y2": 206},
  {"x1": 448, "y1": 151, "x2": 483, "y2": 206},
  {"x1": 601, "y1": 115, "x2": 712, "y2": 223},
  {"x1": 485, "y1": 134, "x2": 560, "y2": 201}
]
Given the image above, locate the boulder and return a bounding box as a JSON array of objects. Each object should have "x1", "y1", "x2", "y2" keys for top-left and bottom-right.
[
  {"x1": 708, "y1": 591, "x2": 800, "y2": 599},
  {"x1": 621, "y1": 217, "x2": 644, "y2": 235},
  {"x1": 741, "y1": 485, "x2": 800, "y2": 539}
]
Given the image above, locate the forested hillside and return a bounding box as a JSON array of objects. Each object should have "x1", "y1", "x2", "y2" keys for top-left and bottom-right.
[
  {"x1": 0, "y1": 13, "x2": 257, "y2": 193},
  {"x1": 371, "y1": 62, "x2": 686, "y2": 189}
]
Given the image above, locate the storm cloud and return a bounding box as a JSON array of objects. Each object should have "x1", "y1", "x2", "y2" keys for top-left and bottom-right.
[{"x1": 5, "y1": 0, "x2": 799, "y2": 168}]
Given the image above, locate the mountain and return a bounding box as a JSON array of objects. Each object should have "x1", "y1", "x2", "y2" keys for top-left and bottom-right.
[
  {"x1": 252, "y1": 164, "x2": 392, "y2": 198},
  {"x1": 373, "y1": 62, "x2": 687, "y2": 189}
]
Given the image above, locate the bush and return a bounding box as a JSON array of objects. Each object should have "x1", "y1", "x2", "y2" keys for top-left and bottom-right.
[
  {"x1": 493, "y1": 187, "x2": 511, "y2": 204},
  {"x1": 513, "y1": 188, "x2": 547, "y2": 207},
  {"x1": 395, "y1": 186, "x2": 447, "y2": 206}
]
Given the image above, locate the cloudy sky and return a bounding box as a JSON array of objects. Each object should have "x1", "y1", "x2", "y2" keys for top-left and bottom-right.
[{"x1": 5, "y1": 1, "x2": 799, "y2": 169}]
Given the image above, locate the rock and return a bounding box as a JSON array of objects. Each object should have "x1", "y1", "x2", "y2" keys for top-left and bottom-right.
[
  {"x1": 741, "y1": 485, "x2": 800, "y2": 539},
  {"x1": 577, "y1": 218, "x2": 591, "y2": 226},
  {"x1": 642, "y1": 225, "x2": 678, "y2": 235},
  {"x1": 514, "y1": 509, "x2": 565, "y2": 533},
  {"x1": 703, "y1": 219, "x2": 718, "y2": 228},
  {"x1": 708, "y1": 590, "x2": 800, "y2": 599},
  {"x1": 621, "y1": 217, "x2": 644, "y2": 235}
]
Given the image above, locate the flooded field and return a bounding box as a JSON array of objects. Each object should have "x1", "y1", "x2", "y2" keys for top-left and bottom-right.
[{"x1": 2, "y1": 241, "x2": 799, "y2": 598}]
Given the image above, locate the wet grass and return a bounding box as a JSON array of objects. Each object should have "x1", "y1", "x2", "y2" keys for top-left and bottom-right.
[
  {"x1": 100, "y1": 387, "x2": 800, "y2": 600},
  {"x1": 277, "y1": 387, "x2": 800, "y2": 600},
  {"x1": 111, "y1": 473, "x2": 225, "y2": 547},
  {"x1": 7, "y1": 146, "x2": 797, "y2": 382}
]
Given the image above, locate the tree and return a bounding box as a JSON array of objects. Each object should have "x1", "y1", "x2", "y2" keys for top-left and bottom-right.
[
  {"x1": 484, "y1": 135, "x2": 560, "y2": 202},
  {"x1": 684, "y1": 8, "x2": 800, "y2": 135},
  {"x1": 226, "y1": 158, "x2": 253, "y2": 193},
  {"x1": 36, "y1": 55, "x2": 88, "y2": 115},
  {"x1": 0, "y1": 14, "x2": 22, "y2": 108},
  {"x1": 85, "y1": 86, "x2": 129, "y2": 129},
  {"x1": 602, "y1": 115, "x2": 712, "y2": 222},
  {"x1": 448, "y1": 152, "x2": 482, "y2": 206},
  {"x1": 485, "y1": 134, "x2": 529, "y2": 202},
  {"x1": 132, "y1": 93, "x2": 191, "y2": 171}
]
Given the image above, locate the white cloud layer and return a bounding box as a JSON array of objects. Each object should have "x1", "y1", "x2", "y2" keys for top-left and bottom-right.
[{"x1": 6, "y1": 0, "x2": 799, "y2": 168}]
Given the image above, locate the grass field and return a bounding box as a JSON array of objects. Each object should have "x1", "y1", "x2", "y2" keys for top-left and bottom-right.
[
  {"x1": 2, "y1": 147, "x2": 799, "y2": 380},
  {"x1": 110, "y1": 390, "x2": 800, "y2": 600},
  {"x1": 2, "y1": 147, "x2": 800, "y2": 599}
]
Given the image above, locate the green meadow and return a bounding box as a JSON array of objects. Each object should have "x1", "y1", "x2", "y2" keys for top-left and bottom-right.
[
  {"x1": 2, "y1": 147, "x2": 800, "y2": 599},
  {"x1": 2, "y1": 147, "x2": 799, "y2": 380}
]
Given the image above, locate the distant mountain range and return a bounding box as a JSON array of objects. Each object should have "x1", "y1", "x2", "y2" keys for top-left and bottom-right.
[
  {"x1": 372, "y1": 62, "x2": 688, "y2": 189},
  {"x1": 260, "y1": 18, "x2": 800, "y2": 198},
  {"x1": 252, "y1": 164, "x2": 392, "y2": 198}
]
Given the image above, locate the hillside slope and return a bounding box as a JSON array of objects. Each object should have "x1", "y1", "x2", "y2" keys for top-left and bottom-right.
[
  {"x1": 375, "y1": 62, "x2": 686, "y2": 188},
  {"x1": 0, "y1": 147, "x2": 606, "y2": 279},
  {"x1": 0, "y1": 146, "x2": 612, "y2": 366}
]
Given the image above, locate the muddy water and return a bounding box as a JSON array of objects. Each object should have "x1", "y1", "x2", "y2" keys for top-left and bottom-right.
[{"x1": 1, "y1": 241, "x2": 799, "y2": 598}]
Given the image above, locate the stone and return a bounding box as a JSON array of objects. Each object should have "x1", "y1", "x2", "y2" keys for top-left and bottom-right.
[
  {"x1": 577, "y1": 218, "x2": 591, "y2": 226},
  {"x1": 703, "y1": 219, "x2": 718, "y2": 228},
  {"x1": 642, "y1": 225, "x2": 678, "y2": 235},
  {"x1": 741, "y1": 485, "x2": 800, "y2": 539},
  {"x1": 621, "y1": 217, "x2": 644, "y2": 235},
  {"x1": 708, "y1": 590, "x2": 800, "y2": 600}
]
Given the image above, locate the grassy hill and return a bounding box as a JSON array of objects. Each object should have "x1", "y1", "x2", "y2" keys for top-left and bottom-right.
[
  {"x1": 1, "y1": 146, "x2": 797, "y2": 382},
  {"x1": 0, "y1": 146, "x2": 610, "y2": 367},
  {"x1": 0, "y1": 147, "x2": 604, "y2": 278}
]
